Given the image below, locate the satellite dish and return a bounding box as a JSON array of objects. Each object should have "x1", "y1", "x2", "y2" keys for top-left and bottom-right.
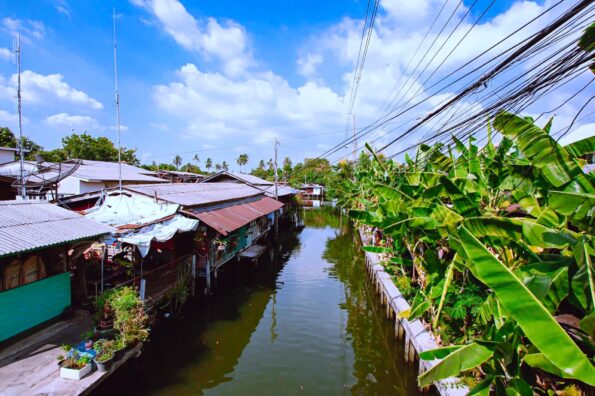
[{"x1": 11, "y1": 160, "x2": 81, "y2": 199}]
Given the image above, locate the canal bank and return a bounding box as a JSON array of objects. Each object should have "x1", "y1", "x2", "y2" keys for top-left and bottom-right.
[{"x1": 92, "y1": 206, "x2": 420, "y2": 395}]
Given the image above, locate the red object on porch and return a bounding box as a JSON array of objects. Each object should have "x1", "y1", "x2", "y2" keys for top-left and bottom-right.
[
  {"x1": 192, "y1": 197, "x2": 283, "y2": 236},
  {"x1": 151, "y1": 238, "x2": 174, "y2": 250}
]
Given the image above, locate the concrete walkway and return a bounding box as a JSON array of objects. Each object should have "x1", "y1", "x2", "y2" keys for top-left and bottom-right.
[{"x1": 0, "y1": 311, "x2": 141, "y2": 396}]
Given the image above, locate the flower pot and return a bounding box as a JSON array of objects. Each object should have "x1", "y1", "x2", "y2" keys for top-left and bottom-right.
[
  {"x1": 60, "y1": 363, "x2": 93, "y2": 380},
  {"x1": 94, "y1": 356, "x2": 114, "y2": 372}
]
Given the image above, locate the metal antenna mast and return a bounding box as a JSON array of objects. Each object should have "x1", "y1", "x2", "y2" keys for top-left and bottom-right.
[
  {"x1": 15, "y1": 35, "x2": 26, "y2": 199},
  {"x1": 113, "y1": 8, "x2": 122, "y2": 191}
]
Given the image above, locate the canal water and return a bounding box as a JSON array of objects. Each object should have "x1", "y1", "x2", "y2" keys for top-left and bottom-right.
[{"x1": 94, "y1": 207, "x2": 420, "y2": 395}]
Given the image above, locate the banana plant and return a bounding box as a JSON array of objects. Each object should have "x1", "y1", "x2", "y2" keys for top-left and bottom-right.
[{"x1": 344, "y1": 113, "x2": 595, "y2": 393}]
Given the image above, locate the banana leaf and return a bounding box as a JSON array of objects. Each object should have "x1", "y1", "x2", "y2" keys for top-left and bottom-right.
[
  {"x1": 493, "y1": 112, "x2": 592, "y2": 193},
  {"x1": 362, "y1": 246, "x2": 392, "y2": 254},
  {"x1": 523, "y1": 353, "x2": 572, "y2": 379},
  {"x1": 418, "y1": 342, "x2": 494, "y2": 387},
  {"x1": 419, "y1": 345, "x2": 462, "y2": 360},
  {"x1": 439, "y1": 176, "x2": 481, "y2": 217},
  {"x1": 463, "y1": 216, "x2": 575, "y2": 248},
  {"x1": 564, "y1": 136, "x2": 595, "y2": 158},
  {"x1": 548, "y1": 191, "x2": 595, "y2": 223},
  {"x1": 458, "y1": 226, "x2": 595, "y2": 385}
]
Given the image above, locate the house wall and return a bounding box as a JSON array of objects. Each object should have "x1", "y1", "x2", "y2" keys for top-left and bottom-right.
[
  {"x1": 0, "y1": 150, "x2": 14, "y2": 165},
  {"x1": 0, "y1": 272, "x2": 71, "y2": 342}
]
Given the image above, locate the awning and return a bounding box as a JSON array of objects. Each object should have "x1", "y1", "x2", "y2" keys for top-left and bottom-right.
[
  {"x1": 119, "y1": 215, "x2": 199, "y2": 256},
  {"x1": 192, "y1": 197, "x2": 283, "y2": 236},
  {"x1": 86, "y1": 192, "x2": 179, "y2": 229}
]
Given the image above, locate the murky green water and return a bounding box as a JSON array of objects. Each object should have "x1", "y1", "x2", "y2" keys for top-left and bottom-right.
[{"x1": 95, "y1": 207, "x2": 419, "y2": 395}]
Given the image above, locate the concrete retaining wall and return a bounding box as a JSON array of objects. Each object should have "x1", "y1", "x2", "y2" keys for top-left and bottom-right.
[{"x1": 359, "y1": 229, "x2": 468, "y2": 396}]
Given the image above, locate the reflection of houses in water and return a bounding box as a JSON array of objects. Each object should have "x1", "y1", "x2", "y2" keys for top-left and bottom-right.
[
  {"x1": 298, "y1": 183, "x2": 325, "y2": 207},
  {"x1": 0, "y1": 200, "x2": 112, "y2": 342}
]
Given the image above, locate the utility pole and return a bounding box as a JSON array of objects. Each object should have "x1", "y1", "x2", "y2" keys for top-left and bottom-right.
[
  {"x1": 273, "y1": 139, "x2": 279, "y2": 200},
  {"x1": 15, "y1": 35, "x2": 26, "y2": 199},
  {"x1": 273, "y1": 139, "x2": 280, "y2": 240},
  {"x1": 353, "y1": 114, "x2": 357, "y2": 162},
  {"x1": 113, "y1": 8, "x2": 122, "y2": 191}
]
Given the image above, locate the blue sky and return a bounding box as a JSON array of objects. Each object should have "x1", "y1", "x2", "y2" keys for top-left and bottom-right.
[{"x1": 0, "y1": 0, "x2": 591, "y2": 170}]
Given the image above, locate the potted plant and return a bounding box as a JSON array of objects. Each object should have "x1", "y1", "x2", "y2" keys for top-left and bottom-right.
[
  {"x1": 81, "y1": 330, "x2": 95, "y2": 350},
  {"x1": 59, "y1": 351, "x2": 93, "y2": 380},
  {"x1": 56, "y1": 344, "x2": 72, "y2": 367},
  {"x1": 93, "y1": 339, "x2": 115, "y2": 372},
  {"x1": 109, "y1": 286, "x2": 149, "y2": 347},
  {"x1": 112, "y1": 335, "x2": 127, "y2": 360}
]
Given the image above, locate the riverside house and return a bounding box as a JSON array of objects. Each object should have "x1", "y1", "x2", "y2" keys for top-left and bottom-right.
[
  {"x1": 81, "y1": 182, "x2": 283, "y2": 297},
  {"x1": 0, "y1": 200, "x2": 113, "y2": 343}
]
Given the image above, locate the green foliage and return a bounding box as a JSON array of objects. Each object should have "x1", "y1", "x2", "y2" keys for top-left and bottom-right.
[
  {"x1": 103, "y1": 286, "x2": 149, "y2": 346},
  {"x1": 0, "y1": 127, "x2": 43, "y2": 160},
  {"x1": 42, "y1": 132, "x2": 139, "y2": 164},
  {"x1": 341, "y1": 112, "x2": 595, "y2": 392}
]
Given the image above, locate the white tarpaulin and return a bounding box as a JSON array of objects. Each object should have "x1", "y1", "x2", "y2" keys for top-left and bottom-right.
[
  {"x1": 86, "y1": 192, "x2": 179, "y2": 227},
  {"x1": 86, "y1": 191, "x2": 199, "y2": 256},
  {"x1": 119, "y1": 215, "x2": 199, "y2": 256}
]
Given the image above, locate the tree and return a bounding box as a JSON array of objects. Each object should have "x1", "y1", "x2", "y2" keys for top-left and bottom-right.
[
  {"x1": 0, "y1": 127, "x2": 43, "y2": 160},
  {"x1": 192, "y1": 153, "x2": 200, "y2": 165},
  {"x1": 236, "y1": 153, "x2": 249, "y2": 172},
  {"x1": 215, "y1": 163, "x2": 222, "y2": 171},
  {"x1": 42, "y1": 132, "x2": 139, "y2": 164},
  {"x1": 181, "y1": 163, "x2": 201, "y2": 174},
  {"x1": 173, "y1": 155, "x2": 182, "y2": 170},
  {"x1": 222, "y1": 161, "x2": 229, "y2": 171},
  {"x1": 282, "y1": 156, "x2": 292, "y2": 181},
  {"x1": 205, "y1": 158, "x2": 213, "y2": 172}
]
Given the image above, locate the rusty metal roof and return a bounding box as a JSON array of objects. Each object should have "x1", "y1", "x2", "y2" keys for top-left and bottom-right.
[
  {"x1": 124, "y1": 183, "x2": 264, "y2": 208},
  {"x1": 192, "y1": 197, "x2": 283, "y2": 235},
  {"x1": 0, "y1": 200, "x2": 114, "y2": 258}
]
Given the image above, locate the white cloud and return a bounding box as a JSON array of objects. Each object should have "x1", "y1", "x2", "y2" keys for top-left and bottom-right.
[
  {"x1": 0, "y1": 48, "x2": 11, "y2": 61},
  {"x1": 132, "y1": 0, "x2": 254, "y2": 76},
  {"x1": 0, "y1": 70, "x2": 103, "y2": 110},
  {"x1": 0, "y1": 109, "x2": 19, "y2": 125},
  {"x1": 56, "y1": 0, "x2": 71, "y2": 17},
  {"x1": 153, "y1": 63, "x2": 347, "y2": 143},
  {"x1": 43, "y1": 113, "x2": 100, "y2": 130},
  {"x1": 2, "y1": 18, "x2": 46, "y2": 43},
  {"x1": 134, "y1": 0, "x2": 592, "y2": 164},
  {"x1": 297, "y1": 53, "x2": 323, "y2": 77}
]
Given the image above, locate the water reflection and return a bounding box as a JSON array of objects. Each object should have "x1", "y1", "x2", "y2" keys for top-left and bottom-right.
[{"x1": 94, "y1": 208, "x2": 418, "y2": 395}]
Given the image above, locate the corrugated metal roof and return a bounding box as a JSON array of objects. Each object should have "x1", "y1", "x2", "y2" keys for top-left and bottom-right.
[
  {"x1": 0, "y1": 200, "x2": 114, "y2": 257},
  {"x1": 201, "y1": 171, "x2": 274, "y2": 186},
  {"x1": 67, "y1": 160, "x2": 165, "y2": 183},
  {"x1": 260, "y1": 185, "x2": 298, "y2": 198},
  {"x1": 192, "y1": 196, "x2": 283, "y2": 235},
  {"x1": 0, "y1": 160, "x2": 166, "y2": 184},
  {"x1": 125, "y1": 183, "x2": 264, "y2": 208}
]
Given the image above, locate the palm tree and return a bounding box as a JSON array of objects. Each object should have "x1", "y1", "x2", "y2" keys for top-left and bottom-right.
[
  {"x1": 215, "y1": 163, "x2": 222, "y2": 171},
  {"x1": 192, "y1": 154, "x2": 200, "y2": 166},
  {"x1": 236, "y1": 153, "x2": 249, "y2": 172},
  {"x1": 222, "y1": 161, "x2": 229, "y2": 171},
  {"x1": 173, "y1": 155, "x2": 182, "y2": 170},
  {"x1": 205, "y1": 158, "x2": 213, "y2": 172}
]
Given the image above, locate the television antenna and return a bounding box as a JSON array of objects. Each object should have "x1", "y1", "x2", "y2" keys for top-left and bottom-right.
[
  {"x1": 113, "y1": 8, "x2": 122, "y2": 191},
  {"x1": 13, "y1": 35, "x2": 26, "y2": 199}
]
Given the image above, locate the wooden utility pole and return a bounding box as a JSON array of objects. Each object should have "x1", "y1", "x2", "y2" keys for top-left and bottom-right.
[{"x1": 353, "y1": 114, "x2": 357, "y2": 162}]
